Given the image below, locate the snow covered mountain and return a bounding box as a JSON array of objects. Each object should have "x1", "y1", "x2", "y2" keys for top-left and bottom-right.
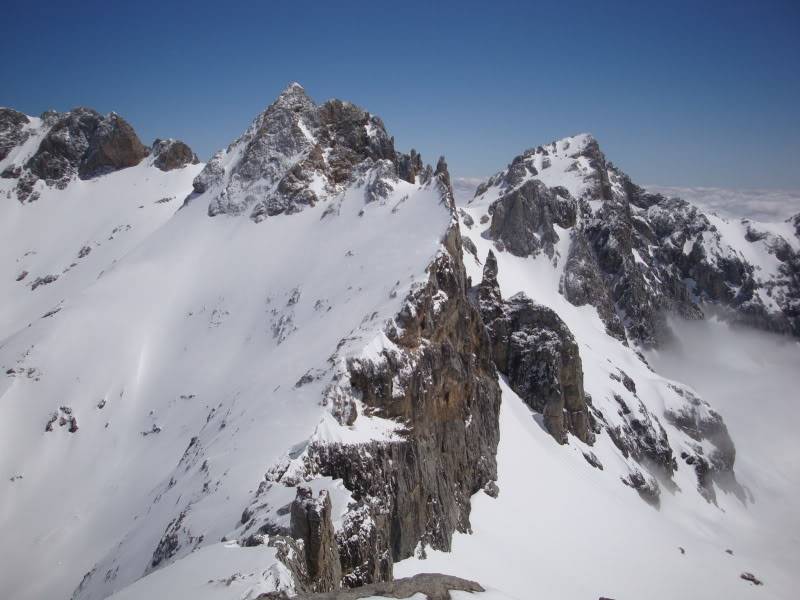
[{"x1": 1, "y1": 89, "x2": 797, "y2": 600}]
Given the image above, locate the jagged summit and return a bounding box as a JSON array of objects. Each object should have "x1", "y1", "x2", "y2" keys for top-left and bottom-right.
[
  {"x1": 474, "y1": 132, "x2": 611, "y2": 204},
  {"x1": 192, "y1": 84, "x2": 440, "y2": 221},
  {"x1": 466, "y1": 133, "x2": 800, "y2": 344}
]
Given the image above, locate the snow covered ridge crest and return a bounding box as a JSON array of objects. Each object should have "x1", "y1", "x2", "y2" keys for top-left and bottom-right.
[
  {"x1": 190, "y1": 82, "x2": 441, "y2": 221},
  {"x1": 470, "y1": 133, "x2": 800, "y2": 344}
]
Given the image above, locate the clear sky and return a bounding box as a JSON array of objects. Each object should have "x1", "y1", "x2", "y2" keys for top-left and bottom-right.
[{"x1": 2, "y1": 0, "x2": 798, "y2": 187}]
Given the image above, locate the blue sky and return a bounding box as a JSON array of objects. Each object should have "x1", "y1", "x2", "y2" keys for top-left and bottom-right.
[{"x1": 2, "y1": 0, "x2": 798, "y2": 187}]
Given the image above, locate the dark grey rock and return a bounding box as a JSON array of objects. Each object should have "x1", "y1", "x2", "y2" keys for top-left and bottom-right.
[
  {"x1": 152, "y1": 138, "x2": 199, "y2": 171},
  {"x1": 26, "y1": 108, "x2": 148, "y2": 184},
  {"x1": 562, "y1": 229, "x2": 626, "y2": 341},
  {"x1": 488, "y1": 179, "x2": 576, "y2": 258},
  {"x1": 740, "y1": 572, "x2": 763, "y2": 586},
  {"x1": 0, "y1": 108, "x2": 30, "y2": 162},
  {"x1": 290, "y1": 487, "x2": 341, "y2": 592},
  {"x1": 477, "y1": 251, "x2": 593, "y2": 444}
]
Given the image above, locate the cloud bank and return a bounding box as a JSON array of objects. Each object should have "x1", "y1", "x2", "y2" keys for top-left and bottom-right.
[
  {"x1": 451, "y1": 177, "x2": 483, "y2": 205},
  {"x1": 646, "y1": 186, "x2": 800, "y2": 222},
  {"x1": 455, "y1": 176, "x2": 800, "y2": 223}
]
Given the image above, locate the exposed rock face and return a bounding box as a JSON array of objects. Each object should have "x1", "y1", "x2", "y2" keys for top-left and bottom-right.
[
  {"x1": 477, "y1": 251, "x2": 593, "y2": 444},
  {"x1": 0, "y1": 108, "x2": 30, "y2": 162},
  {"x1": 258, "y1": 573, "x2": 484, "y2": 600},
  {"x1": 194, "y1": 83, "x2": 433, "y2": 221},
  {"x1": 562, "y1": 229, "x2": 626, "y2": 340},
  {"x1": 307, "y1": 221, "x2": 499, "y2": 586},
  {"x1": 240, "y1": 168, "x2": 501, "y2": 590},
  {"x1": 26, "y1": 108, "x2": 148, "y2": 184},
  {"x1": 472, "y1": 133, "x2": 800, "y2": 344},
  {"x1": 598, "y1": 386, "x2": 675, "y2": 480},
  {"x1": 151, "y1": 138, "x2": 199, "y2": 171},
  {"x1": 665, "y1": 384, "x2": 738, "y2": 503},
  {"x1": 2, "y1": 107, "x2": 196, "y2": 202},
  {"x1": 488, "y1": 179, "x2": 576, "y2": 258},
  {"x1": 289, "y1": 487, "x2": 341, "y2": 592}
]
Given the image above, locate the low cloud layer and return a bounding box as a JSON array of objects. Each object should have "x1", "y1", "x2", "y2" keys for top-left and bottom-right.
[
  {"x1": 646, "y1": 186, "x2": 800, "y2": 222},
  {"x1": 455, "y1": 176, "x2": 800, "y2": 223},
  {"x1": 648, "y1": 315, "x2": 800, "y2": 565},
  {"x1": 451, "y1": 177, "x2": 483, "y2": 205}
]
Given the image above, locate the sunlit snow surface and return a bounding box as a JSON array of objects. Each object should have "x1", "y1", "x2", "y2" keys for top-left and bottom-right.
[
  {"x1": 0, "y1": 145, "x2": 451, "y2": 599},
  {"x1": 2, "y1": 113, "x2": 798, "y2": 600},
  {"x1": 397, "y1": 183, "x2": 799, "y2": 599}
]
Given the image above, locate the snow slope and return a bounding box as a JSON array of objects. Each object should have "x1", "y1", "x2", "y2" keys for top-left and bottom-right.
[
  {"x1": 396, "y1": 137, "x2": 798, "y2": 599},
  {"x1": 2, "y1": 102, "x2": 797, "y2": 600},
  {"x1": 398, "y1": 379, "x2": 790, "y2": 599},
  {"x1": 0, "y1": 110, "x2": 452, "y2": 599}
]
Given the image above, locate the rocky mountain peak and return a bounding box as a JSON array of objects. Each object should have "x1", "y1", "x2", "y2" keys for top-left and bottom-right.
[
  {"x1": 466, "y1": 131, "x2": 800, "y2": 345},
  {"x1": 193, "y1": 84, "x2": 440, "y2": 222},
  {"x1": 474, "y1": 132, "x2": 615, "y2": 205}
]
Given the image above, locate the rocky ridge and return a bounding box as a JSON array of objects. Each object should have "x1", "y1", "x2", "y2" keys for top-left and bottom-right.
[
  {"x1": 0, "y1": 106, "x2": 198, "y2": 203},
  {"x1": 192, "y1": 82, "x2": 432, "y2": 221},
  {"x1": 235, "y1": 158, "x2": 501, "y2": 590},
  {"x1": 462, "y1": 134, "x2": 745, "y2": 506},
  {"x1": 473, "y1": 134, "x2": 800, "y2": 344}
]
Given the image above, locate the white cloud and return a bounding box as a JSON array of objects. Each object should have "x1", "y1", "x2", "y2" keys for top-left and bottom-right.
[
  {"x1": 451, "y1": 177, "x2": 484, "y2": 205},
  {"x1": 455, "y1": 176, "x2": 800, "y2": 223},
  {"x1": 646, "y1": 186, "x2": 800, "y2": 222}
]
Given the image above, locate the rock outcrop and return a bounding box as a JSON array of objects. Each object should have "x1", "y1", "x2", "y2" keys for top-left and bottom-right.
[
  {"x1": 477, "y1": 251, "x2": 593, "y2": 444},
  {"x1": 488, "y1": 179, "x2": 576, "y2": 258},
  {"x1": 291, "y1": 220, "x2": 500, "y2": 587},
  {"x1": 4, "y1": 108, "x2": 149, "y2": 202},
  {"x1": 0, "y1": 108, "x2": 31, "y2": 163},
  {"x1": 289, "y1": 487, "x2": 342, "y2": 592},
  {"x1": 238, "y1": 165, "x2": 501, "y2": 590},
  {"x1": 193, "y1": 83, "x2": 432, "y2": 221},
  {"x1": 665, "y1": 384, "x2": 739, "y2": 503},
  {"x1": 27, "y1": 108, "x2": 148, "y2": 182},
  {"x1": 151, "y1": 138, "x2": 199, "y2": 171}
]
